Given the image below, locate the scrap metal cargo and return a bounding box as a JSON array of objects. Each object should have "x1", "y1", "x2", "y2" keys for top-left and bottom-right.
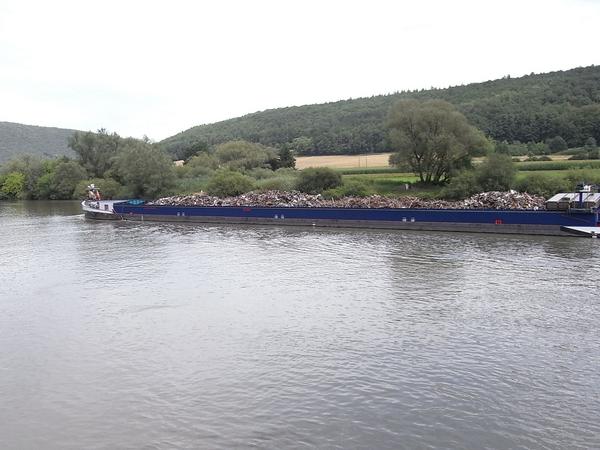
[{"x1": 82, "y1": 188, "x2": 600, "y2": 237}]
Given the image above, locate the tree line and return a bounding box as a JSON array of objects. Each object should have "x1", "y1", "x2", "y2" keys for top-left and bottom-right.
[
  {"x1": 3, "y1": 92, "x2": 599, "y2": 201},
  {"x1": 160, "y1": 65, "x2": 600, "y2": 158},
  {"x1": 0, "y1": 132, "x2": 296, "y2": 201},
  {"x1": 0, "y1": 131, "x2": 176, "y2": 200}
]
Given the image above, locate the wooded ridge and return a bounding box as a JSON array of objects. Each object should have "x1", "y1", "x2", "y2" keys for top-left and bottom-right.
[
  {"x1": 0, "y1": 122, "x2": 76, "y2": 163},
  {"x1": 160, "y1": 65, "x2": 600, "y2": 158}
]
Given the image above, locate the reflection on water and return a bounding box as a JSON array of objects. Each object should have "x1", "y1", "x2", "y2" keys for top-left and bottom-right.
[{"x1": 1, "y1": 201, "x2": 599, "y2": 449}]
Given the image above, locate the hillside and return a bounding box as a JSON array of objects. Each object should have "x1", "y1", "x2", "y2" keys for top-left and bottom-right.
[
  {"x1": 0, "y1": 122, "x2": 76, "y2": 163},
  {"x1": 160, "y1": 65, "x2": 600, "y2": 158}
]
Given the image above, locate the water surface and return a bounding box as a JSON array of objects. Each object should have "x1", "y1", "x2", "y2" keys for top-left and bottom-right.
[{"x1": 1, "y1": 201, "x2": 599, "y2": 449}]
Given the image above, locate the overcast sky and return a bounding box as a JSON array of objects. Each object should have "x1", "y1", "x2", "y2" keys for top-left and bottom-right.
[{"x1": 0, "y1": 0, "x2": 598, "y2": 141}]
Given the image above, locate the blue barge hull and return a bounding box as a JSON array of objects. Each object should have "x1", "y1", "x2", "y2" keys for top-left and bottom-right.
[{"x1": 107, "y1": 203, "x2": 600, "y2": 236}]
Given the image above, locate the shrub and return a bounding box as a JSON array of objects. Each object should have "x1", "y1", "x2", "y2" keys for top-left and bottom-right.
[
  {"x1": 170, "y1": 177, "x2": 211, "y2": 196},
  {"x1": 568, "y1": 151, "x2": 590, "y2": 160},
  {"x1": 476, "y1": 153, "x2": 516, "y2": 191},
  {"x1": 252, "y1": 168, "x2": 298, "y2": 191},
  {"x1": 184, "y1": 153, "x2": 219, "y2": 177},
  {"x1": 255, "y1": 176, "x2": 297, "y2": 192},
  {"x1": 322, "y1": 179, "x2": 374, "y2": 199},
  {"x1": 339, "y1": 179, "x2": 373, "y2": 197},
  {"x1": 441, "y1": 170, "x2": 479, "y2": 200},
  {"x1": 296, "y1": 167, "x2": 342, "y2": 193},
  {"x1": 0, "y1": 171, "x2": 26, "y2": 199},
  {"x1": 564, "y1": 169, "x2": 600, "y2": 186},
  {"x1": 246, "y1": 167, "x2": 278, "y2": 180},
  {"x1": 584, "y1": 137, "x2": 597, "y2": 150},
  {"x1": 525, "y1": 155, "x2": 552, "y2": 162},
  {"x1": 516, "y1": 174, "x2": 571, "y2": 198},
  {"x1": 206, "y1": 170, "x2": 255, "y2": 197},
  {"x1": 546, "y1": 136, "x2": 568, "y2": 153}
]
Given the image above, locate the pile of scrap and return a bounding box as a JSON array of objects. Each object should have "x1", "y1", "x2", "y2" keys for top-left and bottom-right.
[
  {"x1": 150, "y1": 191, "x2": 326, "y2": 208},
  {"x1": 149, "y1": 190, "x2": 546, "y2": 210},
  {"x1": 462, "y1": 191, "x2": 546, "y2": 210}
]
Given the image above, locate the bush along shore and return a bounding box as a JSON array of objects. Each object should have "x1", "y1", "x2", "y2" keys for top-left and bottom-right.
[{"x1": 149, "y1": 190, "x2": 546, "y2": 210}]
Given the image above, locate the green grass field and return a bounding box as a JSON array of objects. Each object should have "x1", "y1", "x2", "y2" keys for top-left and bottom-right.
[
  {"x1": 342, "y1": 171, "x2": 437, "y2": 197},
  {"x1": 514, "y1": 160, "x2": 600, "y2": 171},
  {"x1": 517, "y1": 168, "x2": 600, "y2": 182},
  {"x1": 338, "y1": 162, "x2": 600, "y2": 198}
]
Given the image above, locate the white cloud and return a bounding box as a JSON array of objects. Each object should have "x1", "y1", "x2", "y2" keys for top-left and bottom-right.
[{"x1": 0, "y1": 0, "x2": 598, "y2": 140}]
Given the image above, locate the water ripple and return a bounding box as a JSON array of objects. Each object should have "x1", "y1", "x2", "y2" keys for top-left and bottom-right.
[{"x1": 1, "y1": 202, "x2": 599, "y2": 449}]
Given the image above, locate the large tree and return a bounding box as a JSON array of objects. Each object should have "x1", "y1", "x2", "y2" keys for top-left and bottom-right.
[
  {"x1": 68, "y1": 129, "x2": 121, "y2": 178},
  {"x1": 112, "y1": 141, "x2": 175, "y2": 198},
  {"x1": 387, "y1": 99, "x2": 489, "y2": 183}
]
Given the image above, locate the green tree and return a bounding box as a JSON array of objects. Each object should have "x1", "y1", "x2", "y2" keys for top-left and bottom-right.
[
  {"x1": 0, "y1": 171, "x2": 26, "y2": 199},
  {"x1": 526, "y1": 141, "x2": 549, "y2": 156},
  {"x1": 69, "y1": 129, "x2": 121, "y2": 177},
  {"x1": 584, "y1": 137, "x2": 598, "y2": 159},
  {"x1": 112, "y1": 141, "x2": 175, "y2": 198},
  {"x1": 206, "y1": 170, "x2": 255, "y2": 197},
  {"x1": 277, "y1": 147, "x2": 296, "y2": 169},
  {"x1": 51, "y1": 161, "x2": 88, "y2": 199},
  {"x1": 476, "y1": 153, "x2": 516, "y2": 191},
  {"x1": 214, "y1": 140, "x2": 278, "y2": 171},
  {"x1": 0, "y1": 155, "x2": 48, "y2": 199},
  {"x1": 388, "y1": 152, "x2": 411, "y2": 171},
  {"x1": 546, "y1": 135, "x2": 568, "y2": 153},
  {"x1": 178, "y1": 141, "x2": 209, "y2": 161},
  {"x1": 183, "y1": 153, "x2": 219, "y2": 177},
  {"x1": 387, "y1": 99, "x2": 489, "y2": 184},
  {"x1": 288, "y1": 136, "x2": 313, "y2": 155},
  {"x1": 35, "y1": 160, "x2": 87, "y2": 199},
  {"x1": 296, "y1": 167, "x2": 342, "y2": 193}
]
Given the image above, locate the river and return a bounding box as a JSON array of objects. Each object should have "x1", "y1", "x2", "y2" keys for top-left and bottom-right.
[{"x1": 1, "y1": 201, "x2": 599, "y2": 449}]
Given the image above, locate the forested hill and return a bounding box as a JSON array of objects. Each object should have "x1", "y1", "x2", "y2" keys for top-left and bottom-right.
[
  {"x1": 0, "y1": 122, "x2": 76, "y2": 163},
  {"x1": 160, "y1": 65, "x2": 600, "y2": 158}
]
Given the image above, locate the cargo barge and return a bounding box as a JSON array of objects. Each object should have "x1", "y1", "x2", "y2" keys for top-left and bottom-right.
[{"x1": 82, "y1": 188, "x2": 600, "y2": 237}]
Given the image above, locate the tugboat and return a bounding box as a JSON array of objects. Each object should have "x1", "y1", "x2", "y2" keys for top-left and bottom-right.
[{"x1": 81, "y1": 184, "x2": 121, "y2": 220}]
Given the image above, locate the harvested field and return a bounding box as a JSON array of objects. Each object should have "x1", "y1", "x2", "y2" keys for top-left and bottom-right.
[
  {"x1": 296, "y1": 153, "x2": 584, "y2": 170},
  {"x1": 296, "y1": 153, "x2": 392, "y2": 169}
]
